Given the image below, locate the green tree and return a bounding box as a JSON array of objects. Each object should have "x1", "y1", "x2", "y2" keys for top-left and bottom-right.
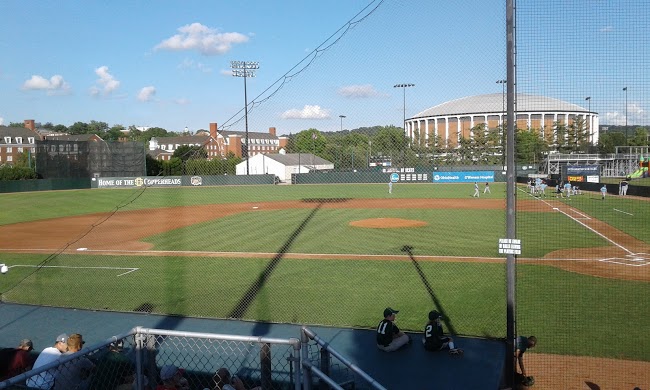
[
  {"x1": 8, "y1": 122, "x2": 25, "y2": 128},
  {"x1": 628, "y1": 127, "x2": 649, "y2": 146},
  {"x1": 293, "y1": 129, "x2": 327, "y2": 154},
  {"x1": 14, "y1": 151, "x2": 35, "y2": 169},
  {"x1": 52, "y1": 124, "x2": 68, "y2": 133},
  {"x1": 597, "y1": 132, "x2": 627, "y2": 153},
  {"x1": 173, "y1": 145, "x2": 207, "y2": 162},
  {"x1": 516, "y1": 129, "x2": 547, "y2": 164},
  {"x1": 68, "y1": 122, "x2": 90, "y2": 135},
  {"x1": 103, "y1": 125, "x2": 126, "y2": 141}
]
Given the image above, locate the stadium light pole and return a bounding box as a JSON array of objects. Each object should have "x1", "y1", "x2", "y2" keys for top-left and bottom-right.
[
  {"x1": 394, "y1": 83, "x2": 415, "y2": 133},
  {"x1": 231, "y1": 60, "x2": 260, "y2": 175},
  {"x1": 339, "y1": 115, "x2": 346, "y2": 132},
  {"x1": 623, "y1": 87, "x2": 628, "y2": 145}
]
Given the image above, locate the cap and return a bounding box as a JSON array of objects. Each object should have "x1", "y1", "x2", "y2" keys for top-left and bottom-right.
[
  {"x1": 19, "y1": 339, "x2": 33, "y2": 348},
  {"x1": 428, "y1": 310, "x2": 442, "y2": 320},
  {"x1": 55, "y1": 334, "x2": 68, "y2": 344},
  {"x1": 160, "y1": 365, "x2": 179, "y2": 381},
  {"x1": 383, "y1": 307, "x2": 399, "y2": 317}
]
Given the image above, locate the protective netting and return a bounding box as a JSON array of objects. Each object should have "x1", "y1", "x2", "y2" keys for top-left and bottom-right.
[{"x1": 1, "y1": 1, "x2": 649, "y2": 388}]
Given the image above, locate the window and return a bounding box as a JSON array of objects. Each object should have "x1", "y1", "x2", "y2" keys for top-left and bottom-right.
[
  {"x1": 16, "y1": 137, "x2": 23, "y2": 144},
  {"x1": 28, "y1": 137, "x2": 34, "y2": 144},
  {"x1": 17, "y1": 147, "x2": 23, "y2": 153},
  {"x1": 7, "y1": 156, "x2": 12, "y2": 162},
  {"x1": 161, "y1": 145, "x2": 166, "y2": 150},
  {"x1": 4, "y1": 137, "x2": 10, "y2": 143},
  {"x1": 31, "y1": 148, "x2": 35, "y2": 153},
  {"x1": 6, "y1": 147, "x2": 12, "y2": 153}
]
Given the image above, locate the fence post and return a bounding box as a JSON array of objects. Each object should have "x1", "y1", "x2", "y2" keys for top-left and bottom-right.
[
  {"x1": 135, "y1": 331, "x2": 145, "y2": 390},
  {"x1": 301, "y1": 329, "x2": 312, "y2": 390},
  {"x1": 319, "y1": 348, "x2": 331, "y2": 390},
  {"x1": 260, "y1": 342, "x2": 272, "y2": 390}
]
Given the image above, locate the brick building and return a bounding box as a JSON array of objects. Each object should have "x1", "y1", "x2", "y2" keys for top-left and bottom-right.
[
  {"x1": 148, "y1": 123, "x2": 288, "y2": 161},
  {"x1": 0, "y1": 120, "x2": 41, "y2": 165}
]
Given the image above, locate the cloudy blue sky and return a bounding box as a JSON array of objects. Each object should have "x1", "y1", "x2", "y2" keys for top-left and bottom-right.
[{"x1": 0, "y1": 0, "x2": 647, "y2": 134}]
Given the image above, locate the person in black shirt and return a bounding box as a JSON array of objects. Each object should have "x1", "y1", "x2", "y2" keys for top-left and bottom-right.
[
  {"x1": 422, "y1": 310, "x2": 463, "y2": 356},
  {"x1": 376, "y1": 307, "x2": 410, "y2": 352}
]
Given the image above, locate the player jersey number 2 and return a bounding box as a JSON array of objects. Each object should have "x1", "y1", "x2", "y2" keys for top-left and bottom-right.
[
  {"x1": 424, "y1": 324, "x2": 433, "y2": 338},
  {"x1": 377, "y1": 321, "x2": 389, "y2": 334}
]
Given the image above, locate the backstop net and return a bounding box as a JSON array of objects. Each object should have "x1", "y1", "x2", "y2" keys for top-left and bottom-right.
[{"x1": 35, "y1": 140, "x2": 146, "y2": 179}]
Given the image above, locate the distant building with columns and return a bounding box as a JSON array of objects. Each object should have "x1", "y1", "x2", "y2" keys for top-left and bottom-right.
[{"x1": 406, "y1": 94, "x2": 599, "y2": 148}]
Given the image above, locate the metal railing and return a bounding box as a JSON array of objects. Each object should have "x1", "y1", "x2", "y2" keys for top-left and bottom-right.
[{"x1": 1, "y1": 326, "x2": 386, "y2": 390}]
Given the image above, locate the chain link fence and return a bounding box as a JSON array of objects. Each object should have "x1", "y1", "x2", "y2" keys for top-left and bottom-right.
[{"x1": 0, "y1": 327, "x2": 384, "y2": 390}]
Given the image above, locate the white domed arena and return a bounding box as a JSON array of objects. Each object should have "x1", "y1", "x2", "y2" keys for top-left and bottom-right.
[{"x1": 406, "y1": 93, "x2": 599, "y2": 148}]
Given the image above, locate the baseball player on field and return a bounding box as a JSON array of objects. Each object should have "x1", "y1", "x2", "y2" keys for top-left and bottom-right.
[
  {"x1": 376, "y1": 307, "x2": 411, "y2": 352},
  {"x1": 483, "y1": 182, "x2": 491, "y2": 194},
  {"x1": 472, "y1": 182, "x2": 480, "y2": 198},
  {"x1": 422, "y1": 310, "x2": 463, "y2": 356}
]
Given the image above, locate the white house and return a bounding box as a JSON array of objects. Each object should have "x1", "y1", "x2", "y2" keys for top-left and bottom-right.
[{"x1": 235, "y1": 151, "x2": 334, "y2": 182}]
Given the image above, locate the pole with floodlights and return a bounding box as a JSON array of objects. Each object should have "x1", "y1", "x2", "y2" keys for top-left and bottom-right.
[{"x1": 231, "y1": 60, "x2": 260, "y2": 175}]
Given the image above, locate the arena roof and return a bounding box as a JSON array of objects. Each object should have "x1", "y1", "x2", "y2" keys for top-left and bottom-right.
[{"x1": 413, "y1": 93, "x2": 589, "y2": 119}]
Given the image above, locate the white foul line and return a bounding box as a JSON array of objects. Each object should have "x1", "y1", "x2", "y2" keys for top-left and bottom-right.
[
  {"x1": 613, "y1": 208, "x2": 634, "y2": 216},
  {"x1": 518, "y1": 187, "x2": 634, "y2": 255},
  {"x1": 8, "y1": 264, "x2": 139, "y2": 277}
]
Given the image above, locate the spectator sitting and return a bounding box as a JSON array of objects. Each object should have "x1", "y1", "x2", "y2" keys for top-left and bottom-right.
[
  {"x1": 0, "y1": 338, "x2": 35, "y2": 381},
  {"x1": 156, "y1": 365, "x2": 189, "y2": 390},
  {"x1": 26, "y1": 333, "x2": 68, "y2": 389},
  {"x1": 212, "y1": 367, "x2": 261, "y2": 390},
  {"x1": 53, "y1": 333, "x2": 96, "y2": 390}
]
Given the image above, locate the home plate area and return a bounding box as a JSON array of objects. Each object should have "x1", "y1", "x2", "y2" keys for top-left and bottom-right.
[{"x1": 600, "y1": 253, "x2": 650, "y2": 266}]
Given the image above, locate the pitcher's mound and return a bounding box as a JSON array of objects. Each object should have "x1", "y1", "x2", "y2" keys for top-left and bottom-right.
[{"x1": 349, "y1": 218, "x2": 428, "y2": 228}]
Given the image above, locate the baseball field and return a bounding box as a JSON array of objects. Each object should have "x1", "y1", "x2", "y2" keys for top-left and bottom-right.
[{"x1": 1, "y1": 182, "x2": 649, "y2": 384}]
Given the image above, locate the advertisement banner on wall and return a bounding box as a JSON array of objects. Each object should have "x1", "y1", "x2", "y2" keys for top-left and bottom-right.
[
  {"x1": 432, "y1": 171, "x2": 495, "y2": 183},
  {"x1": 566, "y1": 165, "x2": 600, "y2": 175},
  {"x1": 92, "y1": 176, "x2": 182, "y2": 188}
]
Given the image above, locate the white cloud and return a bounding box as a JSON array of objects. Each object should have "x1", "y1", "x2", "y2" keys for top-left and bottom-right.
[
  {"x1": 91, "y1": 66, "x2": 120, "y2": 96},
  {"x1": 22, "y1": 74, "x2": 71, "y2": 94},
  {"x1": 605, "y1": 103, "x2": 648, "y2": 125},
  {"x1": 281, "y1": 105, "x2": 331, "y2": 120},
  {"x1": 155, "y1": 23, "x2": 249, "y2": 56},
  {"x1": 337, "y1": 84, "x2": 385, "y2": 98},
  {"x1": 174, "y1": 98, "x2": 190, "y2": 105},
  {"x1": 178, "y1": 58, "x2": 212, "y2": 73},
  {"x1": 220, "y1": 69, "x2": 234, "y2": 76},
  {"x1": 137, "y1": 86, "x2": 156, "y2": 102},
  {"x1": 0, "y1": 116, "x2": 4, "y2": 125}
]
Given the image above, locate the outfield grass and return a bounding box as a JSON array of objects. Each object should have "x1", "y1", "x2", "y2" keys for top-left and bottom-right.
[
  {"x1": 0, "y1": 182, "x2": 500, "y2": 225},
  {"x1": 1, "y1": 183, "x2": 649, "y2": 362},
  {"x1": 2, "y1": 253, "x2": 648, "y2": 361}
]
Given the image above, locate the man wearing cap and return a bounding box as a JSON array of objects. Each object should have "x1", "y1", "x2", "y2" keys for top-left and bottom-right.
[
  {"x1": 376, "y1": 307, "x2": 411, "y2": 352},
  {"x1": 156, "y1": 364, "x2": 189, "y2": 390},
  {"x1": 0, "y1": 338, "x2": 35, "y2": 380},
  {"x1": 423, "y1": 310, "x2": 463, "y2": 356},
  {"x1": 26, "y1": 334, "x2": 68, "y2": 389},
  {"x1": 53, "y1": 334, "x2": 95, "y2": 390}
]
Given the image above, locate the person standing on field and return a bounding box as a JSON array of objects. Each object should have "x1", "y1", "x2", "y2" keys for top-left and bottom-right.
[
  {"x1": 388, "y1": 180, "x2": 393, "y2": 194},
  {"x1": 376, "y1": 307, "x2": 411, "y2": 352},
  {"x1": 600, "y1": 184, "x2": 607, "y2": 199},
  {"x1": 483, "y1": 182, "x2": 491, "y2": 194},
  {"x1": 472, "y1": 182, "x2": 480, "y2": 198},
  {"x1": 620, "y1": 180, "x2": 629, "y2": 196}
]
